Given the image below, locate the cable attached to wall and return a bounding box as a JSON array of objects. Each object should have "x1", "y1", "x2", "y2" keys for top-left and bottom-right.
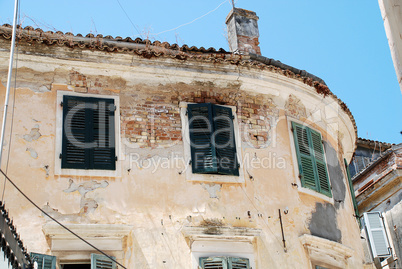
[{"x1": 0, "y1": 169, "x2": 127, "y2": 269}]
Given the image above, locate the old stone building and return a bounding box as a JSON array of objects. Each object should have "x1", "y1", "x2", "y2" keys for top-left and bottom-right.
[
  {"x1": 0, "y1": 8, "x2": 366, "y2": 269},
  {"x1": 350, "y1": 138, "x2": 402, "y2": 269}
]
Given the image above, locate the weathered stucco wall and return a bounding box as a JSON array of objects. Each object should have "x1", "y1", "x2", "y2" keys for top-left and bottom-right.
[{"x1": 0, "y1": 38, "x2": 364, "y2": 268}]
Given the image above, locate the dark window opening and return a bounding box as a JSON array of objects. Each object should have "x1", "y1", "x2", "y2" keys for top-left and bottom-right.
[{"x1": 61, "y1": 95, "x2": 116, "y2": 170}]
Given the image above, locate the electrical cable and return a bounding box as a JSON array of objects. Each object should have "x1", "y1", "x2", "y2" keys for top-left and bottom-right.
[
  {"x1": 115, "y1": 0, "x2": 143, "y2": 38},
  {"x1": 152, "y1": 0, "x2": 229, "y2": 36},
  {"x1": 0, "y1": 169, "x2": 127, "y2": 269}
]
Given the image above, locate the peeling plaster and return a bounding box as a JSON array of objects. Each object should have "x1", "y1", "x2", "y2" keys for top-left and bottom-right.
[
  {"x1": 23, "y1": 124, "x2": 41, "y2": 142},
  {"x1": 201, "y1": 183, "x2": 222, "y2": 199},
  {"x1": 64, "y1": 179, "x2": 109, "y2": 215},
  {"x1": 26, "y1": 147, "x2": 38, "y2": 159},
  {"x1": 42, "y1": 179, "x2": 110, "y2": 222}
]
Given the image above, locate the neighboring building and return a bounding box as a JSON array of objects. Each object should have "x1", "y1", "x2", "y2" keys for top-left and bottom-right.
[
  {"x1": 0, "y1": 8, "x2": 366, "y2": 269},
  {"x1": 0, "y1": 201, "x2": 32, "y2": 269},
  {"x1": 379, "y1": 0, "x2": 402, "y2": 93},
  {"x1": 349, "y1": 138, "x2": 393, "y2": 178},
  {"x1": 350, "y1": 138, "x2": 402, "y2": 269}
]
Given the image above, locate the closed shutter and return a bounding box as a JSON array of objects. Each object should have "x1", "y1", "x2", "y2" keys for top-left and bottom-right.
[
  {"x1": 92, "y1": 99, "x2": 116, "y2": 170},
  {"x1": 62, "y1": 96, "x2": 87, "y2": 169},
  {"x1": 363, "y1": 212, "x2": 391, "y2": 258},
  {"x1": 200, "y1": 257, "x2": 227, "y2": 269},
  {"x1": 292, "y1": 122, "x2": 317, "y2": 190},
  {"x1": 310, "y1": 129, "x2": 331, "y2": 197},
  {"x1": 62, "y1": 96, "x2": 115, "y2": 170},
  {"x1": 292, "y1": 122, "x2": 331, "y2": 197},
  {"x1": 228, "y1": 257, "x2": 250, "y2": 269},
  {"x1": 212, "y1": 105, "x2": 238, "y2": 176},
  {"x1": 188, "y1": 103, "x2": 217, "y2": 174},
  {"x1": 91, "y1": 253, "x2": 116, "y2": 269},
  {"x1": 30, "y1": 253, "x2": 56, "y2": 269}
]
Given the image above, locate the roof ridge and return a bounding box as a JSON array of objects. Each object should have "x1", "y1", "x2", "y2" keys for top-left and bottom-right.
[{"x1": 0, "y1": 24, "x2": 358, "y2": 154}]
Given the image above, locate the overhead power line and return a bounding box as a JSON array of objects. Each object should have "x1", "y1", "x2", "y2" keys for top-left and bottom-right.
[
  {"x1": 153, "y1": 0, "x2": 229, "y2": 36},
  {"x1": 115, "y1": 0, "x2": 143, "y2": 38},
  {"x1": 0, "y1": 169, "x2": 127, "y2": 269}
]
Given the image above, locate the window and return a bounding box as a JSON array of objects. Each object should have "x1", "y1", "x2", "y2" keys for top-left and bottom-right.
[
  {"x1": 363, "y1": 212, "x2": 391, "y2": 258},
  {"x1": 61, "y1": 95, "x2": 116, "y2": 170},
  {"x1": 291, "y1": 122, "x2": 331, "y2": 197},
  {"x1": 30, "y1": 253, "x2": 56, "y2": 269},
  {"x1": 187, "y1": 103, "x2": 239, "y2": 176},
  {"x1": 199, "y1": 256, "x2": 249, "y2": 269},
  {"x1": 30, "y1": 253, "x2": 117, "y2": 269}
]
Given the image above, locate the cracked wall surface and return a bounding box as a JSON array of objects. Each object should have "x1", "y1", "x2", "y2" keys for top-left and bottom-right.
[{"x1": 0, "y1": 38, "x2": 364, "y2": 269}]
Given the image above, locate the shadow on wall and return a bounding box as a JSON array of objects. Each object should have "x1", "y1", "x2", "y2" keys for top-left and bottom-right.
[
  {"x1": 324, "y1": 141, "x2": 346, "y2": 209},
  {"x1": 309, "y1": 202, "x2": 342, "y2": 243}
]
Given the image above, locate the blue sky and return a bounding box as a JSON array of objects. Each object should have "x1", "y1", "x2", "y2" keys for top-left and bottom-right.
[{"x1": 1, "y1": 0, "x2": 401, "y2": 144}]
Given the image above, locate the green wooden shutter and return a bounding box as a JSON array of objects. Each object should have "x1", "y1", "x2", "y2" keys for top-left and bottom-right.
[
  {"x1": 292, "y1": 122, "x2": 331, "y2": 197},
  {"x1": 344, "y1": 158, "x2": 359, "y2": 218},
  {"x1": 212, "y1": 105, "x2": 239, "y2": 176},
  {"x1": 199, "y1": 256, "x2": 227, "y2": 269},
  {"x1": 91, "y1": 253, "x2": 116, "y2": 269},
  {"x1": 188, "y1": 103, "x2": 217, "y2": 174},
  {"x1": 228, "y1": 257, "x2": 250, "y2": 269},
  {"x1": 292, "y1": 122, "x2": 317, "y2": 190},
  {"x1": 310, "y1": 129, "x2": 331, "y2": 197},
  {"x1": 30, "y1": 253, "x2": 56, "y2": 269},
  {"x1": 62, "y1": 96, "x2": 115, "y2": 170}
]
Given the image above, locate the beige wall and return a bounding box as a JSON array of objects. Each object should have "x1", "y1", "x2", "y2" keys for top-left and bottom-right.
[{"x1": 0, "y1": 39, "x2": 364, "y2": 268}]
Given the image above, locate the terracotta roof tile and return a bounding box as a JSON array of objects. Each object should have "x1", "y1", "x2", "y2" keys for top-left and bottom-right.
[{"x1": 0, "y1": 24, "x2": 358, "y2": 153}]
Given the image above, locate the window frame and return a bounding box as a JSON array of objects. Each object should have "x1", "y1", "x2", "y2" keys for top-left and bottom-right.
[
  {"x1": 180, "y1": 102, "x2": 244, "y2": 183},
  {"x1": 288, "y1": 119, "x2": 333, "y2": 201},
  {"x1": 55, "y1": 91, "x2": 121, "y2": 177},
  {"x1": 199, "y1": 256, "x2": 250, "y2": 269}
]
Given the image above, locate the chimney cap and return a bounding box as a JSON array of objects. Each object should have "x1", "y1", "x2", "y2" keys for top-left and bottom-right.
[{"x1": 225, "y1": 8, "x2": 259, "y2": 24}]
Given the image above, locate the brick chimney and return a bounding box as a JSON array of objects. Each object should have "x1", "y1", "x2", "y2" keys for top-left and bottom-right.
[{"x1": 225, "y1": 8, "x2": 261, "y2": 55}]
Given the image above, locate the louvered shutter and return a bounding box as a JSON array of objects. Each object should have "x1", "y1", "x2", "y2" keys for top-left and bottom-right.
[
  {"x1": 228, "y1": 257, "x2": 250, "y2": 269},
  {"x1": 91, "y1": 253, "x2": 116, "y2": 269},
  {"x1": 292, "y1": 122, "x2": 317, "y2": 190},
  {"x1": 344, "y1": 158, "x2": 359, "y2": 218},
  {"x1": 292, "y1": 122, "x2": 331, "y2": 197},
  {"x1": 30, "y1": 253, "x2": 56, "y2": 269},
  {"x1": 310, "y1": 129, "x2": 331, "y2": 197},
  {"x1": 188, "y1": 104, "x2": 217, "y2": 174},
  {"x1": 62, "y1": 96, "x2": 88, "y2": 169},
  {"x1": 212, "y1": 105, "x2": 239, "y2": 176},
  {"x1": 91, "y1": 98, "x2": 116, "y2": 170},
  {"x1": 363, "y1": 212, "x2": 391, "y2": 258},
  {"x1": 62, "y1": 96, "x2": 115, "y2": 170},
  {"x1": 199, "y1": 257, "x2": 227, "y2": 269}
]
